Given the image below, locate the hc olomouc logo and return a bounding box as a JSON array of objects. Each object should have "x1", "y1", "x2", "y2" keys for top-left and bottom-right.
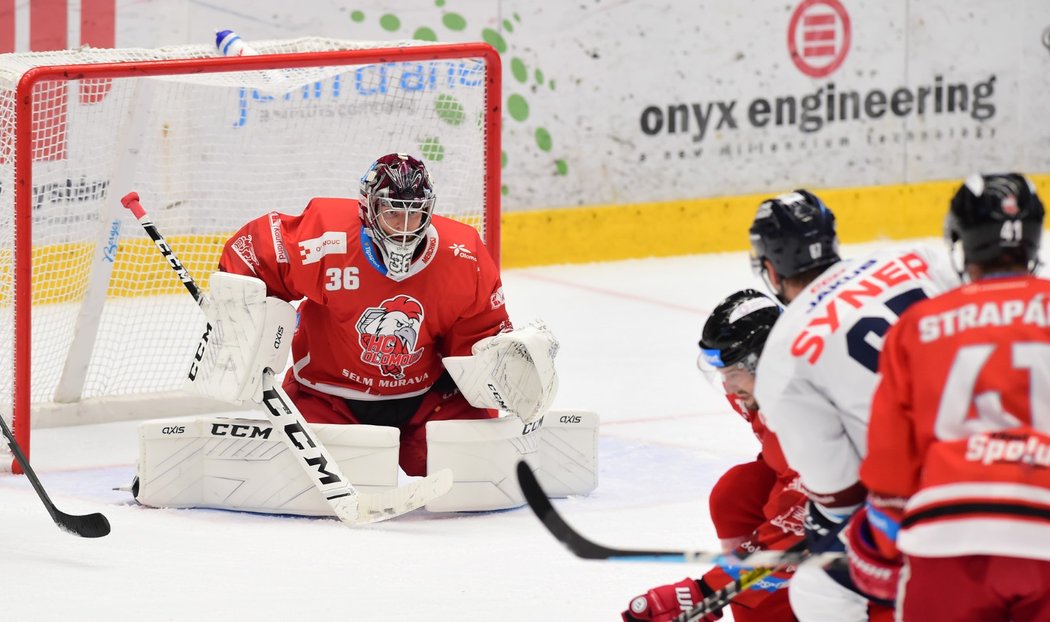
[{"x1": 299, "y1": 231, "x2": 347, "y2": 265}]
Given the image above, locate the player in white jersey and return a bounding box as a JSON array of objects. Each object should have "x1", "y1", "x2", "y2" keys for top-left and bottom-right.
[{"x1": 747, "y1": 190, "x2": 959, "y2": 622}]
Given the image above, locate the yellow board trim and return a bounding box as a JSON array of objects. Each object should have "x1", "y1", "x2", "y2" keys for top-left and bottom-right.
[
  {"x1": 500, "y1": 174, "x2": 1050, "y2": 268},
  {"x1": 12, "y1": 175, "x2": 1050, "y2": 304},
  {"x1": 15, "y1": 236, "x2": 227, "y2": 305}
]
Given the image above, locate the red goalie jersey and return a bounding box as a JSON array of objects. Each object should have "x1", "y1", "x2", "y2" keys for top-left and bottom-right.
[
  {"x1": 218, "y1": 197, "x2": 511, "y2": 403},
  {"x1": 862, "y1": 274, "x2": 1050, "y2": 562}
]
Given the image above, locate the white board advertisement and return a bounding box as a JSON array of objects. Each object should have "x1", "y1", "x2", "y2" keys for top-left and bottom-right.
[{"x1": 13, "y1": 0, "x2": 1050, "y2": 211}]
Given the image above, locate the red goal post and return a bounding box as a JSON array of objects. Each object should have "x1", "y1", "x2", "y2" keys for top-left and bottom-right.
[{"x1": 1, "y1": 39, "x2": 502, "y2": 469}]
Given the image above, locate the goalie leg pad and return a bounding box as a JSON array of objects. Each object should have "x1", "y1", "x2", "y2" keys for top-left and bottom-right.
[
  {"x1": 424, "y1": 410, "x2": 599, "y2": 511},
  {"x1": 425, "y1": 416, "x2": 539, "y2": 512},
  {"x1": 134, "y1": 415, "x2": 399, "y2": 516},
  {"x1": 534, "y1": 410, "x2": 599, "y2": 497}
]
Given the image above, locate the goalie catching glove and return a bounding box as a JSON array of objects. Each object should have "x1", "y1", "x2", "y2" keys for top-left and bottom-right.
[
  {"x1": 186, "y1": 272, "x2": 296, "y2": 404},
  {"x1": 442, "y1": 320, "x2": 559, "y2": 425}
]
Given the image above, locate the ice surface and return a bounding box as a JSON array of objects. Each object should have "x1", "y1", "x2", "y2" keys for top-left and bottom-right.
[{"x1": 3, "y1": 237, "x2": 1033, "y2": 621}]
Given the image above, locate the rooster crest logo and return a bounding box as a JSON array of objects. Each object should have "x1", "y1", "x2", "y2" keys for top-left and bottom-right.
[{"x1": 356, "y1": 295, "x2": 425, "y2": 378}]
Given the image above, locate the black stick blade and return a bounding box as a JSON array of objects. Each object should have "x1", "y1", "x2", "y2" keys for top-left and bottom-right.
[
  {"x1": 0, "y1": 415, "x2": 111, "y2": 539},
  {"x1": 515, "y1": 460, "x2": 685, "y2": 562},
  {"x1": 55, "y1": 510, "x2": 111, "y2": 538}
]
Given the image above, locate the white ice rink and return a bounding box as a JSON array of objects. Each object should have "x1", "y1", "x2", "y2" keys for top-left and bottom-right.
[{"x1": 3, "y1": 237, "x2": 1038, "y2": 621}]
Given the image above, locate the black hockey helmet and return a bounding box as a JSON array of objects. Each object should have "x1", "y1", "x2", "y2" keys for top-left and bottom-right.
[
  {"x1": 698, "y1": 289, "x2": 781, "y2": 375},
  {"x1": 946, "y1": 173, "x2": 1044, "y2": 272},
  {"x1": 749, "y1": 189, "x2": 840, "y2": 282}
]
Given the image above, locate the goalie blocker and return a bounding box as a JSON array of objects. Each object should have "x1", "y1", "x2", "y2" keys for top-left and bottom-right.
[{"x1": 132, "y1": 410, "x2": 598, "y2": 515}]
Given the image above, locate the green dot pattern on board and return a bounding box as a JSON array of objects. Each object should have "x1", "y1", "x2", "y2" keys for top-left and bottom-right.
[
  {"x1": 442, "y1": 12, "x2": 467, "y2": 30},
  {"x1": 481, "y1": 28, "x2": 507, "y2": 53},
  {"x1": 510, "y1": 58, "x2": 528, "y2": 83},
  {"x1": 535, "y1": 128, "x2": 552, "y2": 152},
  {"x1": 419, "y1": 138, "x2": 446, "y2": 161},
  {"x1": 435, "y1": 94, "x2": 466, "y2": 126},
  {"x1": 414, "y1": 27, "x2": 438, "y2": 41},
  {"x1": 356, "y1": 4, "x2": 568, "y2": 195},
  {"x1": 507, "y1": 94, "x2": 529, "y2": 121}
]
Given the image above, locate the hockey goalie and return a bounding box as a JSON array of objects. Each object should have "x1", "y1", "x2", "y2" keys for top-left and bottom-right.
[{"x1": 131, "y1": 153, "x2": 597, "y2": 517}]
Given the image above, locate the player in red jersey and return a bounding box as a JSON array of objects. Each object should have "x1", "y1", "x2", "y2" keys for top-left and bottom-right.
[
  {"x1": 846, "y1": 173, "x2": 1050, "y2": 621},
  {"x1": 623, "y1": 290, "x2": 807, "y2": 622},
  {"x1": 214, "y1": 153, "x2": 557, "y2": 476}
]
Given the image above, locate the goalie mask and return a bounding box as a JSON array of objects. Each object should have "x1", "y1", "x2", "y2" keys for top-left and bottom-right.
[
  {"x1": 945, "y1": 173, "x2": 1044, "y2": 276},
  {"x1": 749, "y1": 189, "x2": 840, "y2": 302},
  {"x1": 697, "y1": 289, "x2": 781, "y2": 409},
  {"x1": 359, "y1": 153, "x2": 437, "y2": 279}
]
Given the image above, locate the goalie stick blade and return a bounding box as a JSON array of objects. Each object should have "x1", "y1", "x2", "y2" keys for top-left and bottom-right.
[
  {"x1": 352, "y1": 468, "x2": 454, "y2": 526},
  {"x1": 54, "y1": 510, "x2": 112, "y2": 539}
]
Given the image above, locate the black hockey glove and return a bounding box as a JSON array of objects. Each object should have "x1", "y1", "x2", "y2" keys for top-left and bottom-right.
[{"x1": 803, "y1": 499, "x2": 846, "y2": 553}]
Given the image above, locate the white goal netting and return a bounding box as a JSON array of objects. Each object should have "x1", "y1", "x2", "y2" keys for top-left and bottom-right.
[{"x1": 0, "y1": 38, "x2": 499, "y2": 447}]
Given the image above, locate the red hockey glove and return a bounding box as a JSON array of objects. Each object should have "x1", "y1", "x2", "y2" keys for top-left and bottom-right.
[
  {"x1": 700, "y1": 557, "x2": 793, "y2": 612},
  {"x1": 621, "y1": 577, "x2": 723, "y2": 622},
  {"x1": 845, "y1": 507, "x2": 902, "y2": 602}
]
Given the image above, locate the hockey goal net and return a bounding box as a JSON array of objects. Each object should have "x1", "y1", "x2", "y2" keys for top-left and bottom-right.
[{"x1": 0, "y1": 38, "x2": 501, "y2": 466}]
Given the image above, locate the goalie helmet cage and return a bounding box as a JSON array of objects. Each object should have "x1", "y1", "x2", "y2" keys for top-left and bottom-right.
[{"x1": 0, "y1": 38, "x2": 502, "y2": 470}]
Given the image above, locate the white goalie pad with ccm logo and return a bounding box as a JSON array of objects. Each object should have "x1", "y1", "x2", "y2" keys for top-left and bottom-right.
[
  {"x1": 424, "y1": 410, "x2": 598, "y2": 512},
  {"x1": 132, "y1": 411, "x2": 598, "y2": 516},
  {"x1": 133, "y1": 416, "x2": 399, "y2": 516}
]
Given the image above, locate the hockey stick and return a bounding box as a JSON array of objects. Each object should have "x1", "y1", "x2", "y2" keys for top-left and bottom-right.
[
  {"x1": 674, "y1": 546, "x2": 803, "y2": 622},
  {"x1": 516, "y1": 460, "x2": 829, "y2": 567},
  {"x1": 122, "y1": 192, "x2": 452, "y2": 525},
  {"x1": 676, "y1": 514, "x2": 854, "y2": 622},
  {"x1": 0, "y1": 415, "x2": 110, "y2": 537}
]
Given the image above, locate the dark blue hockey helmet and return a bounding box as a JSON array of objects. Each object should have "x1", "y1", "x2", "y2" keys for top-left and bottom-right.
[
  {"x1": 748, "y1": 189, "x2": 840, "y2": 282},
  {"x1": 946, "y1": 173, "x2": 1044, "y2": 272}
]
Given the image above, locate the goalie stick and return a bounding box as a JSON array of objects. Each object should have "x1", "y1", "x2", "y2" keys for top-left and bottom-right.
[
  {"x1": 0, "y1": 415, "x2": 110, "y2": 538},
  {"x1": 516, "y1": 460, "x2": 836, "y2": 568},
  {"x1": 122, "y1": 191, "x2": 452, "y2": 525}
]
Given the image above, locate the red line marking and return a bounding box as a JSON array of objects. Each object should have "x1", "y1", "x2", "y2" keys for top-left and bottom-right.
[
  {"x1": 602, "y1": 410, "x2": 723, "y2": 426},
  {"x1": 513, "y1": 270, "x2": 710, "y2": 315}
]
